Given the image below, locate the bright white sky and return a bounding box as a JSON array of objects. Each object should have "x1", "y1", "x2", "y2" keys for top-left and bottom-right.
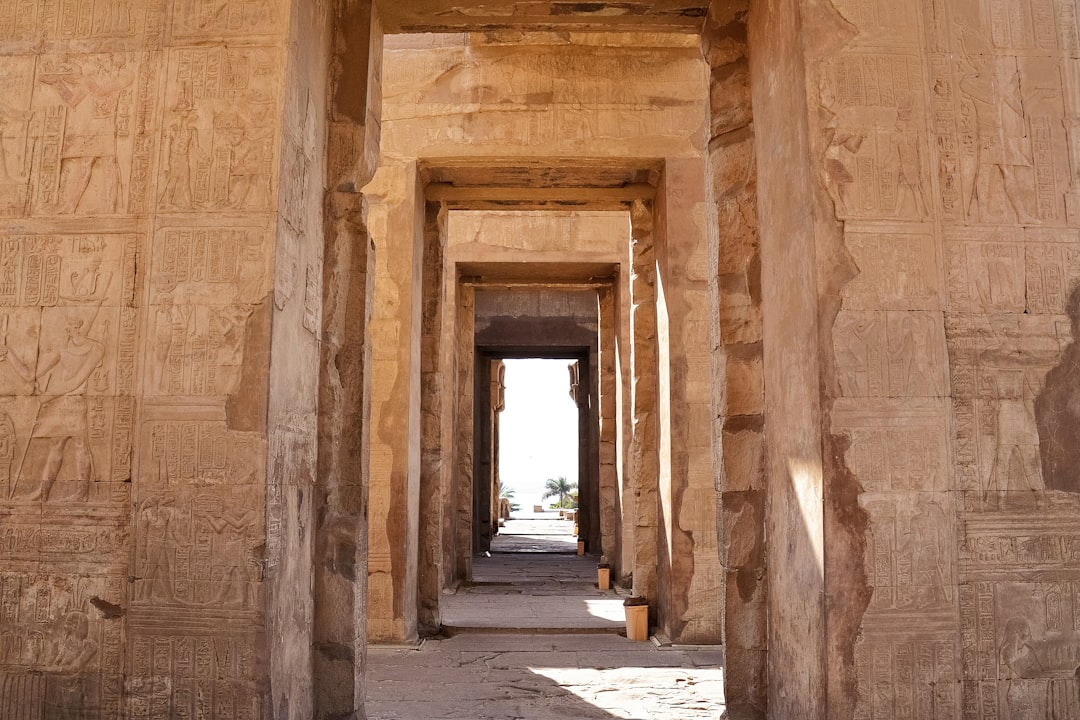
[{"x1": 499, "y1": 358, "x2": 579, "y2": 512}]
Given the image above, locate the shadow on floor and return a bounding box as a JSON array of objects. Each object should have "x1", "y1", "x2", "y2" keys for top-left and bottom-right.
[{"x1": 366, "y1": 633, "x2": 726, "y2": 720}]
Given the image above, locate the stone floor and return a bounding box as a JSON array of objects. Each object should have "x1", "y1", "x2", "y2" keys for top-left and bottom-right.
[
  {"x1": 366, "y1": 515, "x2": 727, "y2": 719},
  {"x1": 367, "y1": 633, "x2": 727, "y2": 719}
]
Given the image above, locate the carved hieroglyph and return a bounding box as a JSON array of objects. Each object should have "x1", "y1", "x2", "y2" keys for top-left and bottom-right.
[
  {"x1": 819, "y1": 53, "x2": 932, "y2": 222},
  {"x1": 819, "y1": 0, "x2": 1080, "y2": 717},
  {"x1": 157, "y1": 46, "x2": 280, "y2": 214},
  {"x1": 0, "y1": 232, "x2": 138, "y2": 504},
  {"x1": 0, "y1": 52, "x2": 158, "y2": 218},
  {"x1": 0, "y1": 0, "x2": 288, "y2": 714},
  {"x1": 143, "y1": 224, "x2": 270, "y2": 397}
]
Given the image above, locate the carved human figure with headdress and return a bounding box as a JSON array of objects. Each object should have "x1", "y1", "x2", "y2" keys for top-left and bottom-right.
[
  {"x1": 159, "y1": 99, "x2": 207, "y2": 210},
  {"x1": 1, "y1": 316, "x2": 105, "y2": 501},
  {"x1": 38, "y1": 56, "x2": 134, "y2": 214}
]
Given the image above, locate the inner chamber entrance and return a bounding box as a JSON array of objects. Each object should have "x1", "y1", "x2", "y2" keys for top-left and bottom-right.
[
  {"x1": 469, "y1": 262, "x2": 613, "y2": 571},
  {"x1": 475, "y1": 358, "x2": 583, "y2": 578},
  {"x1": 489, "y1": 358, "x2": 581, "y2": 550}
]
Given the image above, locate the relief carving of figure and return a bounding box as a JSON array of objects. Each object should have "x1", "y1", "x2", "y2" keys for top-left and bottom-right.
[
  {"x1": 38, "y1": 57, "x2": 135, "y2": 215},
  {"x1": 978, "y1": 324, "x2": 1060, "y2": 506},
  {"x1": 152, "y1": 296, "x2": 193, "y2": 393},
  {"x1": 216, "y1": 113, "x2": 269, "y2": 210},
  {"x1": 0, "y1": 97, "x2": 34, "y2": 195},
  {"x1": 3, "y1": 316, "x2": 105, "y2": 502},
  {"x1": 1000, "y1": 617, "x2": 1048, "y2": 720},
  {"x1": 47, "y1": 611, "x2": 97, "y2": 674},
  {"x1": 0, "y1": 412, "x2": 15, "y2": 486},
  {"x1": 46, "y1": 609, "x2": 99, "y2": 719},
  {"x1": 890, "y1": 107, "x2": 929, "y2": 219},
  {"x1": 159, "y1": 100, "x2": 208, "y2": 210},
  {"x1": 137, "y1": 493, "x2": 186, "y2": 602},
  {"x1": 897, "y1": 497, "x2": 953, "y2": 607},
  {"x1": 209, "y1": 303, "x2": 252, "y2": 388},
  {"x1": 957, "y1": 28, "x2": 1054, "y2": 224},
  {"x1": 986, "y1": 369, "x2": 1044, "y2": 501},
  {"x1": 205, "y1": 505, "x2": 256, "y2": 608},
  {"x1": 836, "y1": 314, "x2": 880, "y2": 396},
  {"x1": 889, "y1": 314, "x2": 942, "y2": 396},
  {"x1": 823, "y1": 122, "x2": 865, "y2": 217}
]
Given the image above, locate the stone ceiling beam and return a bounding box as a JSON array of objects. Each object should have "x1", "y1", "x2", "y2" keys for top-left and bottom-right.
[
  {"x1": 426, "y1": 183, "x2": 655, "y2": 206},
  {"x1": 375, "y1": 0, "x2": 710, "y2": 34}
]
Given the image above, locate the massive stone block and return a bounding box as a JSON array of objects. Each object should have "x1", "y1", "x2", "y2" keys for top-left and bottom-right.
[{"x1": 0, "y1": 1, "x2": 382, "y2": 717}]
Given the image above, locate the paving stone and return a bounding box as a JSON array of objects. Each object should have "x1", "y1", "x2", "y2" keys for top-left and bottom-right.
[{"x1": 368, "y1": 634, "x2": 726, "y2": 719}]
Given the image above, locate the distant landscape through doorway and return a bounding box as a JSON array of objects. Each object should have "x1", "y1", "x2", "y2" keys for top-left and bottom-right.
[{"x1": 490, "y1": 358, "x2": 579, "y2": 564}]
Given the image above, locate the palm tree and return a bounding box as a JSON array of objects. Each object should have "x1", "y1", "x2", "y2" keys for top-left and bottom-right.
[
  {"x1": 542, "y1": 476, "x2": 577, "y2": 509},
  {"x1": 497, "y1": 479, "x2": 520, "y2": 512}
]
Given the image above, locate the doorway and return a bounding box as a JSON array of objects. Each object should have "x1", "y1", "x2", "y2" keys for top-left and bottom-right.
[{"x1": 479, "y1": 358, "x2": 582, "y2": 582}]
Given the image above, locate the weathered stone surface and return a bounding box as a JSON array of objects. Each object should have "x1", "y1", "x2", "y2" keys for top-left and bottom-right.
[
  {"x1": 377, "y1": 0, "x2": 712, "y2": 33},
  {"x1": 1, "y1": 0, "x2": 1077, "y2": 717},
  {"x1": 802, "y1": 0, "x2": 1080, "y2": 716}
]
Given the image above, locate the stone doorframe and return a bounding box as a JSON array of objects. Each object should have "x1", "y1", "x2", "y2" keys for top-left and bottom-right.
[
  {"x1": 471, "y1": 345, "x2": 597, "y2": 557},
  {"x1": 412, "y1": 163, "x2": 671, "y2": 636},
  {"x1": 403, "y1": 158, "x2": 727, "y2": 651}
]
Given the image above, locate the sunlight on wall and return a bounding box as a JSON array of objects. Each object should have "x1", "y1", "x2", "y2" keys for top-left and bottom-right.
[{"x1": 787, "y1": 458, "x2": 825, "y2": 580}]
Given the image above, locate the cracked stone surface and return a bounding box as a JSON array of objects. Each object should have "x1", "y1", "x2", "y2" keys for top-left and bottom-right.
[{"x1": 367, "y1": 633, "x2": 726, "y2": 719}]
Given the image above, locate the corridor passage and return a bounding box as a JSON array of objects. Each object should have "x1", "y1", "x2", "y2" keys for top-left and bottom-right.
[
  {"x1": 444, "y1": 515, "x2": 623, "y2": 633},
  {"x1": 367, "y1": 516, "x2": 727, "y2": 719},
  {"x1": 366, "y1": 633, "x2": 727, "y2": 719}
]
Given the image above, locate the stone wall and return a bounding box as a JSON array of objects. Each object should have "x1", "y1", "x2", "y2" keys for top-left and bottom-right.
[
  {"x1": 0, "y1": 0, "x2": 295, "y2": 715},
  {"x1": 0, "y1": 1, "x2": 383, "y2": 717},
  {"x1": 760, "y1": 0, "x2": 1080, "y2": 717}
]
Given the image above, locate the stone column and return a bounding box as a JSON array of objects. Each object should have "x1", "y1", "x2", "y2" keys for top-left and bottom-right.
[
  {"x1": 365, "y1": 160, "x2": 422, "y2": 645},
  {"x1": 583, "y1": 353, "x2": 601, "y2": 553},
  {"x1": 315, "y1": 193, "x2": 375, "y2": 718},
  {"x1": 418, "y1": 200, "x2": 446, "y2": 634},
  {"x1": 749, "y1": 0, "x2": 827, "y2": 716},
  {"x1": 655, "y1": 160, "x2": 722, "y2": 645},
  {"x1": 473, "y1": 355, "x2": 494, "y2": 553},
  {"x1": 703, "y1": 0, "x2": 767, "y2": 712},
  {"x1": 313, "y1": 0, "x2": 382, "y2": 714},
  {"x1": 491, "y1": 359, "x2": 505, "y2": 537},
  {"x1": 454, "y1": 285, "x2": 476, "y2": 580},
  {"x1": 628, "y1": 199, "x2": 659, "y2": 609},
  {"x1": 598, "y1": 285, "x2": 621, "y2": 564}
]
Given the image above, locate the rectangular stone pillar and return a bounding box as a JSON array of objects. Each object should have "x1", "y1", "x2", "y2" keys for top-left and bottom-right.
[
  {"x1": 418, "y1": 200, "x2": 447, "y2": 634},
  {"x1": 628, "y1": 199, "x2": 660, "y2": 608},
  {"x1": 314, "y1": 191, "x2": 375, "y2": 718},
  {"x1": 365, "y1": 160, "x2": 422, "y2": 644},
  {"x1": 655, "y1": 159, "x2": 722, "y2": 644},
  {"x1": 312, "y1": 1, "x2": 382, "y2": 716},
  {"x1": 472, "y1": 355, "x2": 494, "y2": 553},
  {"x1": 598, "y1": 285, "x2": 621, "y2": 563},
  {"x1": 749, "y1": 0, "x2": 827, "y2": 717},
  {"x1": 704, "y1": 1, "x2": 767, "y2": 711},
  {"x1": 454, "y1": 284, "x2": 476, "y2": 581}
]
